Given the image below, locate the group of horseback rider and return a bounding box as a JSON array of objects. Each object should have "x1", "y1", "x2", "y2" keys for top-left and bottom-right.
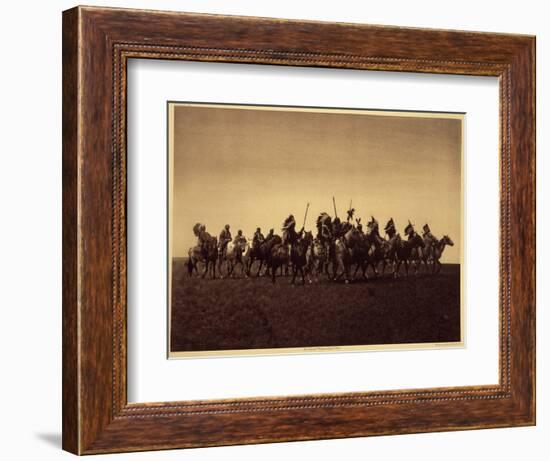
[
  {"x1": 198, "y1": 224, "x2": 275, "y2": 261},
  {"x1": 189, "y1": 204, "x2": 453, "y2": 281}
]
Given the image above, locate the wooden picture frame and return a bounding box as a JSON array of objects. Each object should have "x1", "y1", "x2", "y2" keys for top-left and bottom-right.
[{"x1": 62, "y1": 5, "x2": 535, "y2": 455}]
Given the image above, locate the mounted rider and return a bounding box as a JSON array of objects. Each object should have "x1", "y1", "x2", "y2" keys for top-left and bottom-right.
[
  {"x1": 422, "y1": 223, "x2": 436, "y2": 241},
  {"x1": 422, "y1": 223, "x2": 438, "y2": 259},
  {"x1": 193, "y1": 223, "x2": 210, "y2": 254},
  {"x1": 368, "y1": 216, "x2": 382, "y2": 237},
  {"x1": 252, "y1": 227, "x2": 265, "y2": 248},
  {"x1": 233, "y1": 229, "x2": 247, "y2": 247},
  {"x1": 404, "y1": 221, "x2": 416, "y2": 239},
  {"x1": 218, "y1": 224, "x2": 232, "y2": 258},
  {"x1": 316, "y1": 213, "x2": 332, "y2": 244},
  {"x1": 356, "y1": 218, "x2": 364, "y2": 234},
  {"x1": 384, "y1": 218, "x2": 397, "y2": 238},
  {"x1": 404, "y1": 221, "x2": 425, "y2": 260},
  {"x1": 282, "y1": 214, "x2": 303, "y2": 249}
]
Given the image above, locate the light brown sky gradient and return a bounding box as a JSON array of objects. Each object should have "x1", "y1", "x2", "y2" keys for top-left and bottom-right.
[{"x1": 170, "y1": 103, "x2": 462, "y2": 263}]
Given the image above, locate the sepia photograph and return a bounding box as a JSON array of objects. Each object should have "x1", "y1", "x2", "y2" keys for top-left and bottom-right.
[{"x1": 168, "y1": 102, "x2": 463, "y2": 357}]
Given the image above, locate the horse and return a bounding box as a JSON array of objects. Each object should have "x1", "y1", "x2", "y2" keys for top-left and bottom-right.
[
  {"x1": 189, "y1": 233, "x2": 218, "y2": 279},
  {"x1": 431, "y1": 235, "x2": 454, "y2": 274},
  {"x1": 331, "y1": 237, "x2": 352, "y2": 283},
  {"x1": 290, "y1": 231, "x2": 313, "y2": 285},
  {"x1": 382, "y1": 218, "x2": 399, "y2": 275},
  {"x1": 268, "y1": 242, "x2": 290, "y2": 284},
  {"x1": 363, "y1": 217, "x2": 388, "y2": 278},
  {"x1": 247, "y1": 234, "x2": 282, "y2": 276},
  {"x1": 187, "y1": 245, "x2": 203, "y2": 277},
  {"x1": 306, "y1": 237, "x2": 331, "y2": 281},
  {"x1": 220, "y1": 239, "x2": 250, "y2": 278},
  {"x1": 390, "y1": 232, "x2": 425, "y2": 277},
  {"x1": 342, "y1": 227, "x2": 369, "y2": 280}
]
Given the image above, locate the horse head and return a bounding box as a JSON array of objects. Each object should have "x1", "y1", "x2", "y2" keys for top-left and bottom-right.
[{"x1": 441, "y1": 235, "x2": 454, "y2": 247}]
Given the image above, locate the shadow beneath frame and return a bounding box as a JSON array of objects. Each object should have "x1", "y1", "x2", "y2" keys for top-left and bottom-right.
[{"x1": 35, "y1": 432, "x2": 62, "y2": 448}]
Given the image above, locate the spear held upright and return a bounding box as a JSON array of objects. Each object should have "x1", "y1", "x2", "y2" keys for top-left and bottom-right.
[
  {"x1": 302, "y1": 202, "x2": 310, "y2": 229},
  {"x1": 333, "y1": 196, "x2": 338, "y2": 218}
]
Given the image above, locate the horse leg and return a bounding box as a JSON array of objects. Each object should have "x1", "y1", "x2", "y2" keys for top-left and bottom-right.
[
  {"x1": 291, "y1": 266, "x2": 297, "y2": 285},
  {"x1": 344, "y1": 262, "x2": 350, "y2": 284},
  {"x1": 271, "y1": 264, "x2": 277, "y2": 284},
  {"x1": 201, "y1": 261, "x2": 208, "y2": 278},
  {"x1": 256, "y1": 259, "x2": 263, "y2": 277},
  {"x1": 355, "y1": 260, "x2": 362, "y2": 280},
  {"x1": 371, "y1": 261, "x2": 379, "y2": 278},
  {"x1": 422, "y1": 253, "x2": 431, "y2": 274},
  {"x1": 394, "y1": 260, "x2": 401, "y2": 278},
  {"x1": 332, "y1": 260, "x2": 341, "y2": 281},
  {"x1": 300, "y1": 267, "x2": 306, "y2": 285},
  {"x1": 361, "y1": 261, "x2": 368, "y2": 280},
  {"x1": 323, "y1": 260, "x2": 329, "y2": 278}
]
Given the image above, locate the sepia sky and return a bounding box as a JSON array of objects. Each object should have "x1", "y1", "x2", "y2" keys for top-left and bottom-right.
[{"x1": 170, "y1": 103, "x2": 462, "y2": 263}]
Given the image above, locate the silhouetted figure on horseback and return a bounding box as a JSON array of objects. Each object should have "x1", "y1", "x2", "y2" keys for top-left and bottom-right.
[
  {"x1": 220, "y1": 229, "x2": 249, "y2": 278},
  {"x1": 252, "y1": 227, "x2": 265, "y2": 248},
  {"x1": 390, "y1": 221, "x2": 425, "y2": 277},
  {"x1": 346, "y1": 207, "x2": 355, "y2": 223},
  {"x1": 218, "y1": 224, "x2": 232, "y2": 260},
  {"x1": 311, "y1": 212, "x2": 333, "y2": 279},
  {"x1": 247, "y1": 227, "x2": 281, "y2": 277},
  {"x1": 281, "y1": 214, "x2": 303, "y2": 249},
  {"x1": 290, "y1": 230, "x2": 313, "y2": 285},
  {"x1": 187, "y1": 222, "x2": 218, "y2": 278},
  {"x1": 233, "y1": 229, "x2": 247, "y2": 246},
  {"x1": 381, "y1": 218, "x2": 399, "y2": 274},
  {"x1": 419, "y1": 223, "x2": 438, "y2": 272},
  {"x1": 362, "y1": 216, "x2": 387, "y2": 278}
]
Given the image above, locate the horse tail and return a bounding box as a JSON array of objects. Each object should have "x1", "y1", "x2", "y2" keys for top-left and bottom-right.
[{"x1": 187, "y1": 257, "x2": 194, "y2": 276}]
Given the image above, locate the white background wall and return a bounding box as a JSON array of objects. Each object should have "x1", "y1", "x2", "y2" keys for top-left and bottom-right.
[{"x1": 0, "y1": 0, "x2": 546, "y2": 459}]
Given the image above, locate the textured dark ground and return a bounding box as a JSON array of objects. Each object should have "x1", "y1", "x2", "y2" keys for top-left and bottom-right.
[{"x1": 170, "y1": 259, "x2": 461, "y2": 353}]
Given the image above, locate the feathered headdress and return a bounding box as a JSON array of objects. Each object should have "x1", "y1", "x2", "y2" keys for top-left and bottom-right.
[
  {"x1": 282, "y1": 215, "x2": 296, "y2": 229},
  {"x1": 316, "y1": 212, "x2": 332, "y2": 230},
  {"x1": 404, "y1": 220, "x2": 414, "y2": 235}
]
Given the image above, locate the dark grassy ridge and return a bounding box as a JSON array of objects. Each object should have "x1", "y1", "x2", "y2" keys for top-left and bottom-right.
[{"x1": 170, "y1": 260, "x2": 461, "y2": 353}]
